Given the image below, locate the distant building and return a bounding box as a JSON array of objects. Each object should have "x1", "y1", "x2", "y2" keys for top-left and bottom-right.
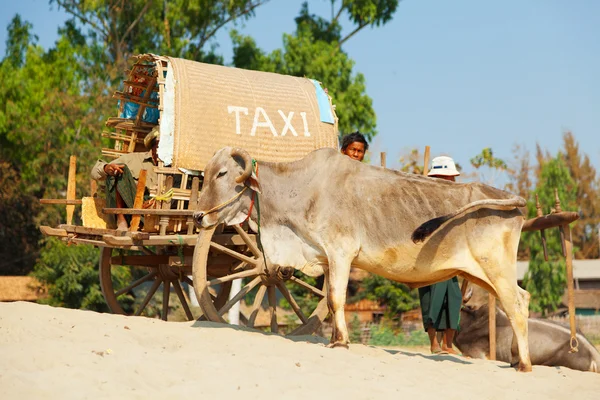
[{"x1": 517, "y1": 260, "x2": 600, "y2": 290}]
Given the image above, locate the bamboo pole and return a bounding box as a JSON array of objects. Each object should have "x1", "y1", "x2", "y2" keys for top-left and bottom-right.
[
  {"x1": 90, "y1": 179, "x2": 97, "y2": 197},
  {"x1": 488, "y1": 294, "x2": 496, "y2": 360},
  {"x1": 380, "y1": 152, "x2": 386, "y2": 168},
  {"x1": 66, "y1": 156, "x2": 77, "y2": 225}
]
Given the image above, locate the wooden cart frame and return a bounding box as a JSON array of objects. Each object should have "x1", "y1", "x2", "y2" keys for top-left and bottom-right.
[{"x1": 39, "y1": 54, "x2": 338, "y2": 336}]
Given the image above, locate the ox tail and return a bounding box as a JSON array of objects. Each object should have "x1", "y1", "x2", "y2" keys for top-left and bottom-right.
[{"x1": 411, "y1": 197, "x2": 526, "y2": 244}]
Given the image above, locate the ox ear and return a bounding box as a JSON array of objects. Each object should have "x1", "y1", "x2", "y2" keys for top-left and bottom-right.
[{"x1": 245, "y1": 171, "x2": 262, "y2": 194}]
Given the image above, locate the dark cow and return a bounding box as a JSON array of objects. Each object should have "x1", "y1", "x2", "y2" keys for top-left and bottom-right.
[
  {"x1": 455, "y1": 304, "x2": 600, "y2": 373},
  {"x1": 193, "y1": 147, "x2": 533, "y2": 371}
]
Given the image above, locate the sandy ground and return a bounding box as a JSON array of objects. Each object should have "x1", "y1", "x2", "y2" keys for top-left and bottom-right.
[{"x1": 1, "y1": 302, "x2": 599, "y2": 400}]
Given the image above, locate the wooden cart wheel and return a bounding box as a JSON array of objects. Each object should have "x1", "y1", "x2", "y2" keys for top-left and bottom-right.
[
  {"x1": 192, "y1": 225, "x2": 329, "y2": 336},
  {"x1": 99, "y1": 246, "x2": 231, "y2": 321}
]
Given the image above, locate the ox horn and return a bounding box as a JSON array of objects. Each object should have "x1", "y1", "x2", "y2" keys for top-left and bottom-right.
[{"x1": 230, "y1": 148, "x2": 253, "y2": 184}]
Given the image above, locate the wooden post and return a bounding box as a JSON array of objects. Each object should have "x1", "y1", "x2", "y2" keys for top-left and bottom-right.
[
  {"x1": 129, "y1": 169, "x2": 147, "y2": 232},
  {"x1": 187, "y1": 177, "x2": 200, "y2": 234},
  {"x1": 380, "y1": 152, "x2": 386, "y2": 168},
  {"x1": 488, "y1": 294, "x2": 496, "y2": 360},
  {"x1": 423, "y1": 146, "x2": 431, "y2": 176},
  {"x1": 563, "y1": 223, "x2": 579, "y2": 352},
  {"x1": 90, "y1": 179, "x2": 97, "y2": 197},
  {"x1": 159, "y1": 176, "x2": 174, "y2": 235},
  {"x1": 66, "y1": 155, "x2": 77, "y2": 225}
]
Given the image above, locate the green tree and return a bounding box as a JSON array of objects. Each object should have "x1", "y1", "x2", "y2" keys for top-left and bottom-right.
[
  {"x1": 0, "y1": 16, "x2": 108, "y2": 227},
  {"x1": 51, "y1": 0, "x2": 268, "y2": 70},
  {"x1": 521, "y1": 155, "x2": 577, "y2": 316},
  {"x1": 31, "y1": 238, "x2": 127, "y2": 310},
  {"x1": 0, "y1": 162, "x2": 41, "y2": 275},
  {"x1": 357, "y1": 274, "x2": 419, "y2": 321},
  {"x1": 231, "y1": 1, "x2": 399, "y2": 141}
]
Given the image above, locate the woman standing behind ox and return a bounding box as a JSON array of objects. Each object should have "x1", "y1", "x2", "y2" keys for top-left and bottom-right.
[{"x1": 419, "y1": 156, "x2": 463, "y2": 355}]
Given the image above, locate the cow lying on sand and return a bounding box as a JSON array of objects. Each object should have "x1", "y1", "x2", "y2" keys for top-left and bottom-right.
[
  {"x1": 455, "y1": 304, "x2": 600, "y2": 373},
  {"x1": 193, "y1": 147, "x2": 533, "y2": 371}
]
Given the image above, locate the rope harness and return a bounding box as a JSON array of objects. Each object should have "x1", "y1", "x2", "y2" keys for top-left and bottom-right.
[{"x1": 200, "y1": 186, "x2": 248, "y2": 216}]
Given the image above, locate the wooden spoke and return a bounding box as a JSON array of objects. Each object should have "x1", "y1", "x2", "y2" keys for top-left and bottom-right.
[
  {"x1": 208, "y1": 268, "x2": 259, "y2": 287},
  {"x1": 162, "y1": 281, "x2": 171, "y2": 321},
  {"x1": 217, "y1": 276, "x2": 261, "y2": 317},
  {"x1": 289, "y1": 276, "x2": 325, "y2": 297},
  {"x1": 248, "y1": 285, "x2": 267, "y2": 328},
  {"x1": 231, "y1": 261, "x2": 249, "y2": 272},
  {"x1": 213, "y1": 281, "x2": 232, "y2": 311},
  {"x1": 207, "y1": 286, "x2": 217, "y2": 298},
  {"x1": 276, "y1": 282, "x2": 308, "y2": 324},
  {"x1": 209, "y1": 241, "x2": 258, "y2": 265},
  {"x1": 267, "y1": 285, "x2": 278, "y2": 334},
  {"x1": 115, "y1": 271, "x2": 157, "y2": 297},
  {"x1": 233, "y1": 224, "x2": 261, "y2": 257},
  {"x1": 181, "y1": 275, "x2": 193, "y2": 287},
  {"x1": 172, "y1": 280, "x2": 194, "y2": 321},
  {"x1": 134, "y1": 278, "x2": 162, "y2": 316}
]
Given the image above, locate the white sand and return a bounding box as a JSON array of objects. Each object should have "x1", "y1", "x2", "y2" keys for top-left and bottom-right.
[{"x1": 1, "y1": 302, "x2": 599, "y2": 399}]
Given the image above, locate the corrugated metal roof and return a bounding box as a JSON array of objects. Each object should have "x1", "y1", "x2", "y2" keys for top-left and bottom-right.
[{"x1": 517, "y1": 259, "x2": 600, "y2": 281}]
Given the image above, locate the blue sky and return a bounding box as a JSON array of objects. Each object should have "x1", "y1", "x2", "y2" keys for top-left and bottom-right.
[{"x1": 2, "y1": 0, "x2": 599, "y2": 183}]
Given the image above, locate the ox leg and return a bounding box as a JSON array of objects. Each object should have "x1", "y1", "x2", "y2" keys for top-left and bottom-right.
[
  {"x1": 495, "y1": 279, "x2": 532, "y2": 372},
  {"x1": 326, "y1": 257, "x2": 352, "y2": 348}
]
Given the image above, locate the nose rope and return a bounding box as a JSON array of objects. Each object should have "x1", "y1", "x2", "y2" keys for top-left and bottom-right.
[{"x1": 201, "y1": 186, "x2": 248, "y2": 216}]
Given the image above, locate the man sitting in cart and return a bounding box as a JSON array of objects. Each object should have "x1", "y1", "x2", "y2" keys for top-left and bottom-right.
[{"x1": 91, "y1": 127, "x2": 159, "y2": 230}]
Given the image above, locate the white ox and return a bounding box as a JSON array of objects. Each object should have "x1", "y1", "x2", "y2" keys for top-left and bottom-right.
[{"x1": 193, "y1": 147, "x2": 532, "y2": 372}]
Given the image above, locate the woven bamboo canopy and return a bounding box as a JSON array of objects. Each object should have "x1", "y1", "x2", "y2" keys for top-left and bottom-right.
[{"x1": 104, "y1": 54, "x2": 339, "y2": 171}]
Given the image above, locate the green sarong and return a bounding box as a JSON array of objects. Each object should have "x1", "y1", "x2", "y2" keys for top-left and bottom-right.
[{"x1": 418, "y1": 277, "x2": 461, "y2": 331}]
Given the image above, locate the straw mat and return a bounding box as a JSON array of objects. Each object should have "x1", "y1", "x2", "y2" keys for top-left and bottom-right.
[{"x1": 168, "y1": 57, "x2": 338, "y2": 171}]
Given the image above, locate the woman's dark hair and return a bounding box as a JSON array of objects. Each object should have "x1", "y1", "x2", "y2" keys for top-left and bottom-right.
[{"x1": 341, "y1": 131, "x2": 369, "y2": 151}]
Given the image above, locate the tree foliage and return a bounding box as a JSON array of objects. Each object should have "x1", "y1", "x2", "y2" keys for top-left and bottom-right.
[
  {"x1": 0, "y1": 16, "x2": 109, "y2": 206},
  {"x1": 521, "y1": 155, "x2": 577, "y2": 316},
  {"x1": 357, "y1": 274, "x2": 419, "y2": 320},
  {"x1": 470, "y1": 147, "x2": 509, "y2": 186},
  {"x1": 505, "y1": 144, "x2": 532, "y2": 200},
  {"x1": 561, "y1": 131, "x2": 600, "y2": 259},
  {"x1": 230, "y1": 1, "x2": 398, "y2": 142},
  {"x1": 0, "y1": 162, "x2": 41, "y2": 275},
  {"x1": 51, "y1": 0, "x2": 268, "y2": 70},
  {"x1": 31, "y1": 238, "x2": 109, "y2": 310}
]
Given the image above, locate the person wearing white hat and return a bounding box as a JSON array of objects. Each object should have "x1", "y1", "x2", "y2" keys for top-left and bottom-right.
[
  {"x1": 418, "y1": 155, "x2": 462, "y2": 354},
  {"x1": 91, "y1": 126, "x2": 160, "y2": 230},
  {"x1": 427, "y1": 156, "x2": 460, "y2": 180}
]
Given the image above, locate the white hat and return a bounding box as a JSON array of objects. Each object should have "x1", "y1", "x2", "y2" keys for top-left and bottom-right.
[{"x1": 428, "y1": 156, "x2": 460, "y2": 177}]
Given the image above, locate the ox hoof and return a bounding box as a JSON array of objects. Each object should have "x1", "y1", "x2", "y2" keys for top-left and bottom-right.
[
  {"x1": 518, "y1": 362, "x2": 532, "y2": 373},
  {"x1": 512, "y1": 361, "x2": 532, "y2": 372},
  {"x1": 327, "y1": 342, "x2": 350, "y2": 349}
]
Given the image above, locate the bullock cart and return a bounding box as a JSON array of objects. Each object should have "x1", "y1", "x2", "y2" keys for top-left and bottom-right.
[{"x1": 40, "y1": 54, "x2": 338, "y2": 335}]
